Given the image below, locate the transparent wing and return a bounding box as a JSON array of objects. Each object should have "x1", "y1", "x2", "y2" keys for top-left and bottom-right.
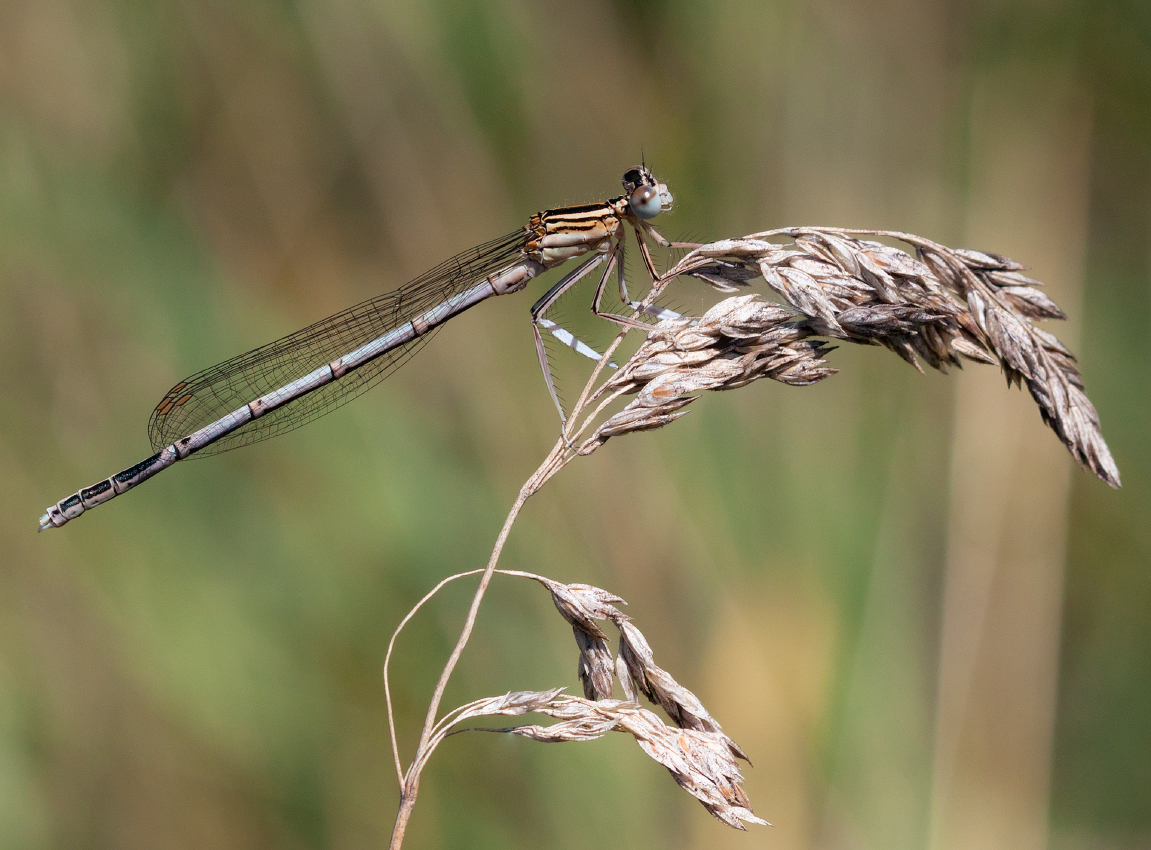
[{"x1": 149, "y1": 228, "x2": 529, "y2": 456}]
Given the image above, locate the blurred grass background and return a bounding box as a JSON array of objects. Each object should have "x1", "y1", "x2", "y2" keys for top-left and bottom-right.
[{"x1": 1, "y1": 1, "x2": 1148, "y2": 848}]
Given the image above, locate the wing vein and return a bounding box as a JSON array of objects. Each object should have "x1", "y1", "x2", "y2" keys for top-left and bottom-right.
[{"x1": 148, "y1": 228, "x2": 528, "y2": 455}]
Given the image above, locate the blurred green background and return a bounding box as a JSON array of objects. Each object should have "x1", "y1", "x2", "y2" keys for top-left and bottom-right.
[{"x1": 1, "y1": 1, "x2": 1148, "y2": 848}]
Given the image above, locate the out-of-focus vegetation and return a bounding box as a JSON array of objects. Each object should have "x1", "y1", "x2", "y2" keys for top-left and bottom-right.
[{"x1": 0, "y1": 1, "x2": 1147, "y2": 848}]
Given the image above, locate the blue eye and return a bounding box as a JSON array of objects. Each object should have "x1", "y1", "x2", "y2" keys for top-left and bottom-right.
[{"x1": 629, "y1": 185, "x2": 662, "y2": 219}]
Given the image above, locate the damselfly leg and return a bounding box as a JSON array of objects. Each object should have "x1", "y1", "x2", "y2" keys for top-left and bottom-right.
[
  {"x1": 531, "y1": 251, "x2": 613, "y2": 423},
  {"x1": 530, "y1": 220, "x2": 691, "y2": 427}
]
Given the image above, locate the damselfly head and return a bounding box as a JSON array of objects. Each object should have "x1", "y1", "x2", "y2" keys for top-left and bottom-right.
[{"x1": 623, "y1": 165, "x2": 673, "y2": 220}]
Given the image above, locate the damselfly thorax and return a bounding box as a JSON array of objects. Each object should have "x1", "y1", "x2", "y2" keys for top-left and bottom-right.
[
  {"x1": 40, "y1": 166, "x2": 678, "y2": 530},
  {"x1": 527, "y1": 200, "x2": 628, "y2": 266}
]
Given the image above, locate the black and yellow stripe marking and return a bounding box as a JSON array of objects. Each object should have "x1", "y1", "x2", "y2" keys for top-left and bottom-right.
[{"x1": 537, "y1": 201, "x2": 623, "y2": 232}]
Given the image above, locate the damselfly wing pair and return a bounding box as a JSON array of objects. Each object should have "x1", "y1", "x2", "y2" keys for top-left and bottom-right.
[{"x1": 39, "y1": 166, "x2": 685, "y2": 530}]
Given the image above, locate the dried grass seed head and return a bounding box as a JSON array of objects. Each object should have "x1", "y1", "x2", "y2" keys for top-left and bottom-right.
[
  {"x1": 642, "y1": 228, "x2": 1119, "y2": 487},
  {"x1": 495, "y1": 694, "x2": 768, "y2": 829},
  {"x1": 577, "y1": 296, "x2": 836, "y2": 455}
]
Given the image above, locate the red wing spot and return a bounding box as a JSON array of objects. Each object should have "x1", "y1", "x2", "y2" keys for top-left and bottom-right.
[
  {"x1": 155, "y1": 399, "x2": 174, "y2": 415},
  {"x1": 175, "y1": 394, "x2": 193, "y2": 406},
  {"x1": 170, "y1": 381, "x2": 187, "y2": 393}
]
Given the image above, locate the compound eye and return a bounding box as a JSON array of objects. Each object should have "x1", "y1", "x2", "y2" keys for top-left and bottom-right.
[{"x1": 629, "y1": 184, "x2": 661, "y2": 219}]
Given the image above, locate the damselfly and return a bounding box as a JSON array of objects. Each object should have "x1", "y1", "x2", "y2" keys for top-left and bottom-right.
[{"x1": 39, "y1": 166, "x2": 679, "y2": 530}]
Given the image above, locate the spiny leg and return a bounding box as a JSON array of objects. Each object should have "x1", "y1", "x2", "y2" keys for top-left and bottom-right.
[
  {"x1": 537, "y1": 238, "x2": 654, "y2": 357},
  {"x1": 614, "y1": 232, "x2": 684, "y2": 322},
  {"x1": 632, "y1": 219, "x2": 701, "y2": 303},
  {"x1": 587, "y1": 239, "x2": 652, "y2": 331},
  {"x1": 633, "y1": 222, "x2": 662, "y2": 284},
  {"x1": 638, "y1": 217, "x2": 700, "y2": 251},
  {"x1": 632, "y1": 219, "x2": 698, "y2": 282},
  {"x1": 586, "y1": 223, "x2": 685, "y2": 325},
  {"x1": 531, "y1": 252, "x2": 610, "y2": 424},
  {"x1": 530, "y1": 233, "x2": 690, "y2": 428},
  {"x1": 632, "y1": 219, "x2": 704, "y2": 320},
  {"x1": 535, "y1": 318, "x2": 616, "y2": 365}
]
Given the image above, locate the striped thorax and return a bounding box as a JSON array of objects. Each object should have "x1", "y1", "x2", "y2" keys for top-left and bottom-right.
[{"x1": 526, "y1": 199, "x2": 627, "y2": 267}]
